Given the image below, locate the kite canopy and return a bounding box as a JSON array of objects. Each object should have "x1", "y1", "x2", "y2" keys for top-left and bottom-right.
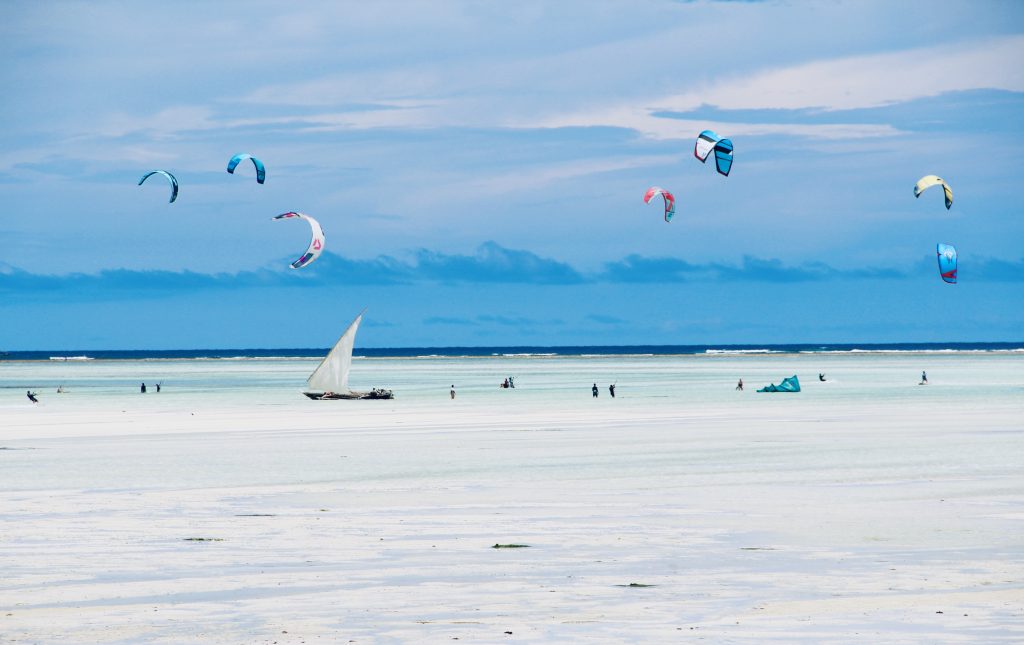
[
  {"x1": 227, "y1": 153, "x2": 266, "y2": 184},
  {"x1": 694, "y1": 130, "x2": 733, "y2": 176},
  {"x1": 643, "y1": 186, "x2": 676, "y2": 222},
  {"x1": 757, "y1": 375, "x2": 801, "y2": 393},
  {"x1": 138, "y1": 170, "x2": 178, "y2": 203},
  {"x1": 272, "y1": 211, "x2": 325, "y2": 269},
  {"x1": 937, "y1": 243, "x2": 957, "y2": 284},
  {"x1": 914, "y1": 175, "x2": 952, "y2": 209},
  {"x1": 713, "y1": 138, "x2": 734, "y2": 176},
  {"x1": 694, "y1": 130, "x2": 719, "y2": 162}
]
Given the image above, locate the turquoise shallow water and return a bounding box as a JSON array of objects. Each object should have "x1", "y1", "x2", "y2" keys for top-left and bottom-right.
[{"x1": 2, "y1": 351, "x2": 1022, "y2": 416}]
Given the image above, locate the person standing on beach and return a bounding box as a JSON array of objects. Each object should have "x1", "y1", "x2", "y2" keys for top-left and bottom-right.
[
  {"x1": 920, "y1": 371, "x2": 928, "y2": 385},
  {"x1": 156, "y1": 383, "x2": 161, "y2": 393},
  {"x1": 609, "y1": 383, "x2": 616, "y2": 398},
  {"x1": 736, "y1": 378, "x2": 743, "y2": 390},
  {"x1": 450, "y1": 385, "x2": 456, "y2": 399},
  {"x1": 592, "y1": 383, "x2": 599, "y2": 398},
  {"x1": 140, "y1": 382, "x2": 147, "y2": 394}
]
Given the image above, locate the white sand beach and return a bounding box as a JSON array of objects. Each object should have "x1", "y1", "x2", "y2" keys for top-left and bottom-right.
[{"x1": 2, "y1": 353, "x2": 1022, "y2": 643}]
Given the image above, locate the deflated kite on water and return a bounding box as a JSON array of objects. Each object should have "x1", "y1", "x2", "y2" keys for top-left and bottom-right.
[
  {"x1": 138, "y1": 170, "x2": 178, "y2": 203},
  {"x1": 227, "y1": 153, "x2": 266, "y2": 184},
  {"x1": 936, "y1": 243, "x2": 957, "y2": 284},
  {"x1": 694, "y1": 130, "x2": 734, "y2": 177},
  {"x1": 914, "y1": 175, "x2": 952, "y2": 209},
  {"x1": 272, "y1": 211, "x2": 325, "y2": 269},
  {"x1": 643, "y1": 186, "x2": 676, "y2": 222},
  {"x1": 757, "y1": 375, "x2": 801, "y2": 393}
]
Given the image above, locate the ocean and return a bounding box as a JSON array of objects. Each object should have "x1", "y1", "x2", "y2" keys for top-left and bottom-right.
[
  {"x1": 3, "y1": 344, "x2": 1022, "y2": 413},
  {"x1": 4, "y1": 341, "x2": 1023, "y2": 361}
]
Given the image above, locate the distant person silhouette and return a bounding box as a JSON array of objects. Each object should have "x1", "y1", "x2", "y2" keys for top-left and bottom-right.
[
  {"x1": 592, "y1": 383, "x2": 599, "y2": 398},
  {"x1": 920, "y1": 371, "x2": 928, "y2": 385},
  {"x1": 450, "y1": 385, "x2": 456, "y2": 400},
  {"x1": 736, "y1": 379, "x2": 743, "y2": 391},
  {"x1": 141, "y1": 382, "x2": 147, "y2": 394},
  {"x1": 27, "y1": 390, "x2": 38, "y2": 403},
  {"x1": 609, "y1": 383, "x2": 616, "y2": 398}
]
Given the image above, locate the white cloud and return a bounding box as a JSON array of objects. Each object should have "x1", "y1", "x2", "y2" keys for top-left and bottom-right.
[
  {"x1": 514, "y1": 110, "x2": 901, "y2": 141},
  {"x1": 509, "y1": 35, "x2": 1024, "y2": 140},
  {"x1": 229, "y1": 36, "x2": 1024, "y2": 141},
  {"x1": 658, "y1": 34, "x2": 1024, "y2": 112}
]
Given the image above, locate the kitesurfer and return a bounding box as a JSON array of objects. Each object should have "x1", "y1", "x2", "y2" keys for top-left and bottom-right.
[
  {"x1": 592, "y1": 383, "x2": 599, "y2": 398},
  {"x1": 736, "y1": 379, "x2": 743, "y2": 391},
  {"x1": 819, "y1": 373, "x2": 826, "y2": 382},
  {"x1": 156, "y1": 383, "x2": 161, "y2": 393},
  {"x1": 609, "y1": 383, "x2": 616, "y2": 398},
  {"x1": 509, "y1": 377, "x2": 515, "y2": 388},
  {"x1": 141, "y1": 382, "x2": 147, "y2": 394},
  {"x1": 27, "y1": 390, "x2": 38, "y2": 403}
]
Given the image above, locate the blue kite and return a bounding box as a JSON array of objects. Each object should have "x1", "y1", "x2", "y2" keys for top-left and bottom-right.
[
  {"x1": 227, "y1": 153, "x2": 266, "y2": 184},
  {"x1": 138, "y1": 170, "x2": 178, "y2": 203},
  {"x1": 937, "y1": 243, "x2": 957, "y2": 284}
]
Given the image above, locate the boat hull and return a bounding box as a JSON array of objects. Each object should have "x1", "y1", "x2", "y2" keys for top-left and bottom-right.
[{"x1": 304, "y1": 389, "x2": 394, "y2": 400}]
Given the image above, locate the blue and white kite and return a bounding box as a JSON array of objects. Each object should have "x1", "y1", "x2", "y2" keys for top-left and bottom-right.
[{"x1": 936, "y1": 243, "x2": 957, "y2": 284}]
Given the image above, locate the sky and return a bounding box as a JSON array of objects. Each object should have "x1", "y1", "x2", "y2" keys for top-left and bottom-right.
[{"x1": 1, "y1": 0, "x2": 1023, "y2": 350}]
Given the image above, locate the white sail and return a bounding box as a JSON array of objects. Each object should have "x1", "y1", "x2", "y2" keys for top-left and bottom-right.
[{"x1": 307, "y1": 312, "x2": 363, "y2": 393}]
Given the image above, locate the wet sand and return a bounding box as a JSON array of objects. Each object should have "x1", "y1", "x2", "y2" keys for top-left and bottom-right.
[{"x1": 1, "y1": 361, "x2": 1022, "y2": 642}]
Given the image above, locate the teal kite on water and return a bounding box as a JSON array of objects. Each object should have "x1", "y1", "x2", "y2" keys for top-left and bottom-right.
[{"x1": 757, "y1": 375, "x2": 800, "y2": 393}]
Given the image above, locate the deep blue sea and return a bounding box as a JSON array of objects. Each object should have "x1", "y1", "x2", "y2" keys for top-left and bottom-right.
[{"x1": 3, "y1": 342, "x2": 1022, "y2": 361}]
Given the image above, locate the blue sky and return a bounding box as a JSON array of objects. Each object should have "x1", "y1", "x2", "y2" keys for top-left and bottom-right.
[{"x1": 1, "y1": 0, "x2": 1022, "y2": 349}]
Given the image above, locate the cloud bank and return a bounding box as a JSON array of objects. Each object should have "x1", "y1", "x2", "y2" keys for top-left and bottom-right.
[{"x1": 3, "y1": 244, "x2": 1020, "y2": 299}]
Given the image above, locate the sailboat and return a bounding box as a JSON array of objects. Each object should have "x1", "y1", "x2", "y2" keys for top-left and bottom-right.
[{"x1": 303, "y1": 311, "x2": 393, "y2": 400}]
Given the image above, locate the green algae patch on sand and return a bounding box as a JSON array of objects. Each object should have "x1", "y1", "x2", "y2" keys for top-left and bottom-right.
[{"x1": 492, "y1": 543, "x2": 530, "y2": 549}]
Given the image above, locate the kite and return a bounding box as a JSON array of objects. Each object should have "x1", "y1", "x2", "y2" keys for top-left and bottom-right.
[
  {"x1": 936, "y1": 243, "x2": 957, "y2": 284},
  {"x1": 227, "y1": 153, "x2": 266, "y2": 184},
  {"x1": 643, "y1": 186, "x2": 676, "y2": 222},
  {"x1": 694, "y1": 130, "x2": 734, "y2": 176},
  {"x1": 272, "y1": 211, "x2": 325, "y2": 269},
  {"x1": 138, "y1": 170, "x2": 178, "y2": 203},
  {"x1": 914, "y1": 175, "x2": 953, "y2": 209}
]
